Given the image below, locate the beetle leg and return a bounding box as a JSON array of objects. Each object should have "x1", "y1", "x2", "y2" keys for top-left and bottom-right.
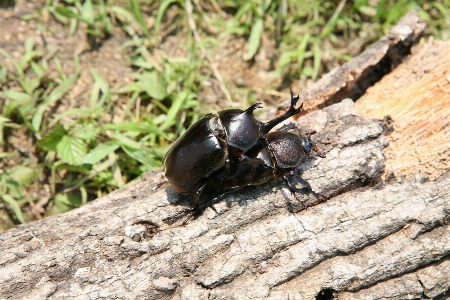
[
  {"x1": 289, "y1": 171, "x2": 329, "y2": 201},
  {"x1": 152, "y1": 180, "x2": 168, "y2": 191},
  {"x1": 162, "y1": 181, "x2": 209, "y2": 224},
  {"x1": 303, "y1": 131, "x2": 326, "y2": 158},
  {"x1": 288, "y1": 171, "x2": 312, "y2": 191},
  {"x1": 313, "y1": 144, "x2": 326, "y2": 158},
  {"x1": 277, "y1": 122, "x2": 296, "y2": 131},
  {"x1": 187, "y1": 181, "x2": 207, "y2": 207},
  {"x1": 305, "y1": 130, "x2": 317, "y2": 138},
  {"x1": 181, "y1": 211, "x2": 196, "y2": 225},
  {"x1": 260, "y1": 91, "x2": 303, "y2": 135},
  {"x1": 281, "y1": 173, "x2": 307, "y2": 210},
  {"x1": 238, "y1": 153, "x2": 266, "y2": 165},
  {"x1": 163, "y1": 207, "x2": 194, "y2": 223}
]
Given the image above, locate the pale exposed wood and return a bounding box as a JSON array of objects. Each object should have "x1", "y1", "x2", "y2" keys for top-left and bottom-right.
[{"x1": 355, "y1": 39, "x2": 450, "y2": 180}]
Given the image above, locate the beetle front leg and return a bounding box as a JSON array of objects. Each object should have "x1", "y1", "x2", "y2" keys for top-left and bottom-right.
[
  {"x1": 162, "y1": 181, "x2": 208, "y2": 224},
  {"x1": 152, "y1": 180, "x2": 168, "y2": 191},
  {"x1": 288, "y1": 170, "x2": 328, "y2": 201},
  {"x1": 281, "y1": 173, "x2": 307, "y2": 210},
  {"x1": 237, "y1": 152, "x2": 266, "y2": 165},
  {"x1": 277, "y1": 122, "x2": 297, "y2": 131},
  {"x1": 303, "y1": 131, "x2": 326, "y2": 158},
  {"x1": 163, "y1": 207, "x2": 194, "y2": 223},
  {"x1": 313, "y1": 145, "x2": 326, "y2": 158}
]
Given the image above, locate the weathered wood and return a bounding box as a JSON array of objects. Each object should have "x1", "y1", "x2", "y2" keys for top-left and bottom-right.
[
  {"x1": 2, "y1": 8, "x2": 450, "y2": 300},
  {"x1": 0, "y1": 100, "x2": 388, "y2": 299}
]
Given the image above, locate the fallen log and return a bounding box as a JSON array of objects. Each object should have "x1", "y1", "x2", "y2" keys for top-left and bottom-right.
[{"x1": 2, "y1": 8, "x2": 449, "y2": 300}]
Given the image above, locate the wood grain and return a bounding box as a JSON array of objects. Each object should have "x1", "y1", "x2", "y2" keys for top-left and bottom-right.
[{"x1": 355, "y1": 39, "x2": 450, "y2": 180}]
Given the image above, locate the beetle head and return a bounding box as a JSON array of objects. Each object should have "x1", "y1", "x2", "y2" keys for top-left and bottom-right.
[{"x1": 301, "y1": 137, "x2": 314, "y2": 154}]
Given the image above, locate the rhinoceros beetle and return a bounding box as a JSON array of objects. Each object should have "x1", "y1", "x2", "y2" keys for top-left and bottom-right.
[
  {"x1": 160, "y1": 91, "x2": 326, "y2": 224},
  {"x1": 162, "y1": 91, "x2": 303, "y2": 203},
  {"x1": 164, "y1": 125, "x2": 326, "y2": 224}
]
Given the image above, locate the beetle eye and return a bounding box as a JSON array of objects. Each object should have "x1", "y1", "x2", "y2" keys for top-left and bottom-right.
[{"x1": 302, "y1": 137, "x2": 314, "y2": 153}]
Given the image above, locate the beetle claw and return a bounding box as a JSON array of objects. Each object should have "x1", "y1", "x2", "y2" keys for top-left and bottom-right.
[
  {"x1": 163, "y1": 207, "x2": 194, "y2": 223},
  {"x1": 290, "y1": 91, "x2": 300, "y2": 108},
  {"x1": 153, "y1": 180, "x2": 168, "y2": 191}
]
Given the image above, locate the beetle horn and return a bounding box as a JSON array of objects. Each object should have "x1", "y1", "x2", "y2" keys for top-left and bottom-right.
[
  {"x1": 260, "y1": 91, "x2": 303, "y2": 134},
  {"x1": 245, "y1": 103, "x2": 263, "y2": 113}
]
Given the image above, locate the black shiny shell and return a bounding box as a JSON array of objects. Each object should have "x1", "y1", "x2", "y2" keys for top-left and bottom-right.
[
  {"x1": 163, "y1": 114, "x2": 227, "y2": 194},
  {"x1": 218, "y1": 108, "x2": 260, "y2": 151},
  {"x1": 267, "y1": 131, "x2": 305, "y2": 169}
]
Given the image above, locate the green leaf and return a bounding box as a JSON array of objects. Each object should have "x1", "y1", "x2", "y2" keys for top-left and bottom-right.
[
  {"x1": 0, "y1": 152, "x2": 15, "y2": 159},
  {"x1": 302, "y1": 66, "x2": 313, "y2": 77},
  {"x1": 56, "y1": 135, "x2": 87, "y2": 165},
  {"x1": 155, "y1": 0, "x2": 182, "y2": 35},
  {"x1": 1, "y1": 172, "x2": 22, "y2": 199},
  {"x1": 110, "y1": 132, "x2": 141, "y2": 149},
  {"x1": 358, "y1": 5, "x2": 377, "y2": 17},
  {"x1": 11, "y1": 166, "x2": 37, "y2": 187},
  {"x1": 3, "y1": 89, "x2": 34, "y2": 118},
  {"x1": 297, "y1": 33, "x2": 311, "y2": 72},
  {"x1": 318, "y1": 1, "x2": 344, "y2": 39},
  {"x1": 127, "y1": 0, "x2": 151, "y2": 37},
  {"x1": 81, "y1": 0, "x2": 94, "y2": 24},
  {"x1": 54, "y1": 6, "x2": 85, "y2": 22},
  {"x1": 32, "y1": 72, "x2": 79, "y2": 134},
  {"x1": 53, "y1": 193, "x2": 82, "y2": 213},
  {"x1": 0, "y1": 66, "x2": 7, "y2": 82},
  {"x1": 129, "y1": 56, "x2": 154, "y2": 69},
  {"x1": 161, "y1": 90, "x2": 191, "y2": 130},
  {"x1": 103, "y1": 121, "x2": 164, "y2": 136},
  {"x1": 4, "y1": 90, "x2": 32, "y2": 103},
  {"x1": 0, "y1": 48, "x2": 24, "y2": 77},
  {"x1": 261, "y1": 0, "x2": 272, "y2": 13},
  {"x1": 116, "y1": 82, "x2": 140, "y2": 94},
  {"x1": 83, "y1": 142, "x2": 120, "y2": 165},
  {"x1": 73, "y1": 123, "x2": 97, "y2": 142},
  {"x1": 49, "y1": 108, "x2": 93, "y2": 127},
  {"x1": 245, "y1": 18, "x2": 263, "y2": 61},
  {"x1": 0, "y1": 116, "x2": 11, "y2": 124},
  {"x1": 111, "y1": 5, "x2": 137, "y2": 24},
  {"x1": 19, "y1": 77, "x2": 41, "y2": 95},
  {"x1": 30, "y1": 61, "x2": 45, "y2": 78},
  {"x1": 136, "y1": 71, "x2": 167, "y2": 100},
  {"x1": 312, "y1": 42, "x2": 322, "y2": 81},
  {"x1": 91, "y1": 68, "x2": 109, "y2": 94},
  {"x1": 121, "y1": 145, "x2": 161, "y2": 167},
  {"x1": 2, "y1": 195, "x2": 24, "y2": 223},
  {"x1": 90, "y1": 68, "x2": 110, "y2": 109},
  {"x1": 39, "y1": 125, "x2": 67, "y2": 151}
]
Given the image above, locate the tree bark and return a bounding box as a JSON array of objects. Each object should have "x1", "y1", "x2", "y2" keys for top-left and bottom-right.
[{"x1": 2, "y1": 9, "x2": 450, "y2": 300}]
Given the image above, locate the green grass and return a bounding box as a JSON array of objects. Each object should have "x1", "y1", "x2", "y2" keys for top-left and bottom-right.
[{"x1": 0, "y1": 0, "x2": 449, "y2": 227}]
